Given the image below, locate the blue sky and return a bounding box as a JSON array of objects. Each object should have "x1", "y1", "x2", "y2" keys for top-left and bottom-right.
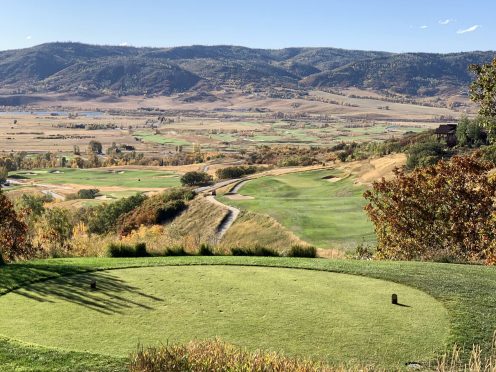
[{"x1": 0, "y1": 0, "x2": 494, "y2": 52}]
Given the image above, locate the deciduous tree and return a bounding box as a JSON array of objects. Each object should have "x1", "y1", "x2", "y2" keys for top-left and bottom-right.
[
  {"x1": 364, "y1": 155, "x2": 496, "y2": 264},
  {"x1": 0, "y1": 191, "x2": 29, "y2": 262},
  {"x1": 470, "y1": 58, "x2": 496, "y2": 140}
]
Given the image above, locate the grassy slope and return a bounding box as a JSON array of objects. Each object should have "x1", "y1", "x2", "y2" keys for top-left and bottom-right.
[
  {"x1": 220, "y1": 211, "x2": 309, "y2": 252},
  {"x1": 168, "y1": 196, "x2": 228, "y2": 246},
  {"x1": 218, "y1": 169, "x2": 375, "y2": 250},
  {"x1": 0, "y1": 266, "x2": 447, "y2": 367},
  {"x1": 0, "y1": 257, "x2": 495, "y2": 370},
  {"x1": 11, "y1": 168, "x2": 180, "y2": 188}
]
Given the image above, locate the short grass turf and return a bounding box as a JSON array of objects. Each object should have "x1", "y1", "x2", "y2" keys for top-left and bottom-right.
[
  {"x1": 1, "y1": 257, "x2": 495, "y2": 371},
  {"x1": 11, "y1": 168, "x2": 180, "y2": 188},
  {"x1": 218, "y1": 169, "x2": 375, "y2": 249},
  {"x1": 0, "y1": 266, "x2": 447, "y2": 367}
]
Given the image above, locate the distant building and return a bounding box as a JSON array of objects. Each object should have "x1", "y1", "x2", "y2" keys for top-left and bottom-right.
[{"x1": 435, "y1": 124, "x2": 457, "y2": 147}]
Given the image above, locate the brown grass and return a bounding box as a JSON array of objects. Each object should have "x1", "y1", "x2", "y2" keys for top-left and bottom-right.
[
  {"x1": 128, "y1": 339, "x2": 364, "y2": 372},
  {"x1": 167, "y1": 196, "x2": 229, "y2": 249},
  {"x1": 129, "y1": 335, "x2": 496, "y2": 372},
  {"x1": 219, "y1": 211, "x2": 309, "y2": 253}
]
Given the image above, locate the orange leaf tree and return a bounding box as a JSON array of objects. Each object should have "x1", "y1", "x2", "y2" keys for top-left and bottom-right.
[
  {"x1": 364, "y1": 155, "x2": 496, "y2": 263},
  {"x1": 0, "y1": 190, "x2": 30, "y2": 262}
]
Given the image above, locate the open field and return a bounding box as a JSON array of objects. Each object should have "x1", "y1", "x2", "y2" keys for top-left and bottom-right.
[
  {"x1": 219, "y1": 169, "x2": 375, "y2": 250},
  {"x1": 1, "y1": 256, "x2": 496, "y2": 371},
  {"x1": 0, "y1": 87, "x2": 466, "y2": 156}
]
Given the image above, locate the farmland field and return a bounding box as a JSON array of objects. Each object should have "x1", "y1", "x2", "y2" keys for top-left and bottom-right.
[{"x1": 219, "y1": 169, "x2": 375, "y2": 249}]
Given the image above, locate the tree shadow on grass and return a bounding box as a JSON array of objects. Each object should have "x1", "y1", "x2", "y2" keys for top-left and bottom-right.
[{"x1": 1, "y1": 265, "x2": 164, "y2": 315}]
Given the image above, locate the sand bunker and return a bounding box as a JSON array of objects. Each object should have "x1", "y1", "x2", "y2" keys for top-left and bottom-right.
[
  {"x1": 224, "y1": 193, "x2": 254, "y2": 200},
  {"x1": 322, "y1": 175, "x2": 343, "y2": 183}
]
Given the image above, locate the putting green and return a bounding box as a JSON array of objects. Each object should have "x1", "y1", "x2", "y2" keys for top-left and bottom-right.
[{"x1": 0, "y1": 266, "x2": 449, "y2": 367}]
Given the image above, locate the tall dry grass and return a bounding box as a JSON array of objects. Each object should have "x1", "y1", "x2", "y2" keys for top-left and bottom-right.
[
  {"x1": 128, "y1": 339, "x2": 369, "y2": 372},
  {"x1": 437, "y1": 332, "x2": 496, "y2": 372},
  {"x1": 129, "y1": 335, "x2": 496, "y2": 372},
  {"x1": 220, "y1": 211, "x2": 310, "y2": 254}
]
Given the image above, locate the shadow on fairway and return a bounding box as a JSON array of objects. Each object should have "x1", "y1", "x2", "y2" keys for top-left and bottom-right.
[{"x1": 1, "y1": 266, "x2": 163, "y2": 315}]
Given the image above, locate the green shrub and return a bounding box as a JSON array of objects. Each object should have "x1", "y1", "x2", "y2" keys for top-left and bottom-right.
[
  {"x1": 216, "y1": 165, "x2": 259, "y2": 180},
  {"x1": 180, "y1": 171, "x2": 213, "y2": 187},
  {"x1": 77, "y1": 189, "x2": 100, "y2": 199},
  {"x1": 118, "y1": 189, "x2": 192, "y2": 235},
  {"x1": 231, "y1": 246, "x2": 280, "y2": 257},
  {"x1": 135, "y1": 243, "x2": 148, "y2": 257},
  {"x1": 86, "y1": 193, "x2": 147, "y2": 234},
  {"x1": 406, "y1": 140, "x2": 446, "y2": 170},
  {"x1": 107, "y1": 242, "x2": 149, "y2": 257},
  {"x1": 199, "y1": 243, "x2": 214, "y2": 256},
  {"x1": 287, "y1": 245, "x2": 317, "y2": 258},
  {"x1": 353, "y1": 241, "x2": 373, "y2": 260},
  {"x1": 163, "y1": 247, "x2": 189, "y2": 256}
]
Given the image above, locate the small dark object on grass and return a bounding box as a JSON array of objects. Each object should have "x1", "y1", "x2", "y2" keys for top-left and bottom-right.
[
  {"x1": 90, "y1": 280, "x2": 97, "y2": 290},
  {"x1": 392, "y1": 293, "x2": 398, "y2": 305},
  {"x1": 405, "y1": 362, "x2": 422, "y2": 369}
]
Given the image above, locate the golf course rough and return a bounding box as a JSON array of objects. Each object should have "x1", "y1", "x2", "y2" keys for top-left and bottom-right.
[{"x1": 0, "y1": 265, "x2": 449, "y2": 367}]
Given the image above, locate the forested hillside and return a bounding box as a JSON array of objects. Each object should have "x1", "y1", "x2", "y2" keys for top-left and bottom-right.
[{"x1": 0, "y1": 42, "x2": 494, "y2": 97}]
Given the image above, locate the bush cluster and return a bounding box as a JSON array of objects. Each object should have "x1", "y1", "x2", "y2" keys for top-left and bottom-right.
[
  {"x1": 287, "y1": 245, "x2": 317, "y2": 258},
  {"x1": 107, "y1": 242, "x2": 149, "y2": 257},
  {"x1": 118, "y1": 188, "x2": 193, "y2": 235},
  {"x1": 86, "y1": 193, "x2": 147, "y2": 235},
  {"x1": 231, "y1": 246, "x2": 280, "y2": 257},
  {"x1": 180, "y1": 171, "x2": 213, "y2": 187},
  {"x1": 66, "y1": 188, "x2": 100, "y2": 200},
  {"x1": 215, "y1": 165, "x2": 260, "y2": 180}
]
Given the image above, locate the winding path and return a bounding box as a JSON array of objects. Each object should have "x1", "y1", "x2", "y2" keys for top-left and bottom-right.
[{"x1": 205, "y1": 195, "x2": 240, "y2": 243}]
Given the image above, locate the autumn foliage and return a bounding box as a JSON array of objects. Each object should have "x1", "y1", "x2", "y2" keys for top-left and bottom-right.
[
  {"x1": 0, "y1": 191, "x2": 30, "y2": 262},
  {"x1": 364, "y1": 155, "x2": 496, "y2": 264}
]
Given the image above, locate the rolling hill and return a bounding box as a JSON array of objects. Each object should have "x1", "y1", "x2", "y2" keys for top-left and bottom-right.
[{"x1": 0, "y1": 42, "x2": 494, "y2": 98}]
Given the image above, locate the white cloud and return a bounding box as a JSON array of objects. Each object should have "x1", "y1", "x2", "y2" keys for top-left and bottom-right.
[
  {"x1": 438, "y1": 19, "x2": 453, "y2": 25},
  {"x1": 457, "y1": 25, "x2": 480, "y2": 34},
  {"x1": 26, "y1": 35, "x2": 32, "y2": 40},
  {"x1": 420, "y1": 25, "x2": 428, "y2": 29},
  {"x1": 119, "y1": 42, "x2": 129, "y2": 46}
]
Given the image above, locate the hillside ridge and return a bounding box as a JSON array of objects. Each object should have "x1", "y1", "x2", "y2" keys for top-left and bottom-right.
[{"x1": 0, "y1": 42, "x2": 494, "y2": 97}]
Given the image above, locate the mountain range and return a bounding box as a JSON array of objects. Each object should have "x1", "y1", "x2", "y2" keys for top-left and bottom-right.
[{"x1": 0, "y1": 42, "x2": 494, "y2": 97}]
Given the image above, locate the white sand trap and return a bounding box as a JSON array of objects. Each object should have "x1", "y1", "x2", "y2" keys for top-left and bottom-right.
[{"x1": 224, "y1": 194, "x2": 254, "y2": 200}]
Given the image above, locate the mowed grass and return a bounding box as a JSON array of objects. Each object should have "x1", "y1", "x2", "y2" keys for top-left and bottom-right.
[
  {"x1": 2, "y1": 257, "x2": 496, "y2": 370},
  {"x1": 11, "y1": 168, "x2": 180, "y2": 188},
  {"x1": 134, "y1": 131, "x2": 191, "y2": 146},
  {"x1": 219, "y1": 169, "x2": 375, "y2": 249},
  {"x1": 0, "y1": 264, "x2": 448, "y2": 369}
]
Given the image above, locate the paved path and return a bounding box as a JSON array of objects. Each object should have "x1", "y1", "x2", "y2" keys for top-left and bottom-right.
[{"x1": 205, "y1": 195, "x2": 240, "y2": 243}]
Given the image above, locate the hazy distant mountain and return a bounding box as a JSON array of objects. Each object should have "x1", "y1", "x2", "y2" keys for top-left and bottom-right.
[{"x1": 0, "y1": 42, "x2": 494, "y2": 97}]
